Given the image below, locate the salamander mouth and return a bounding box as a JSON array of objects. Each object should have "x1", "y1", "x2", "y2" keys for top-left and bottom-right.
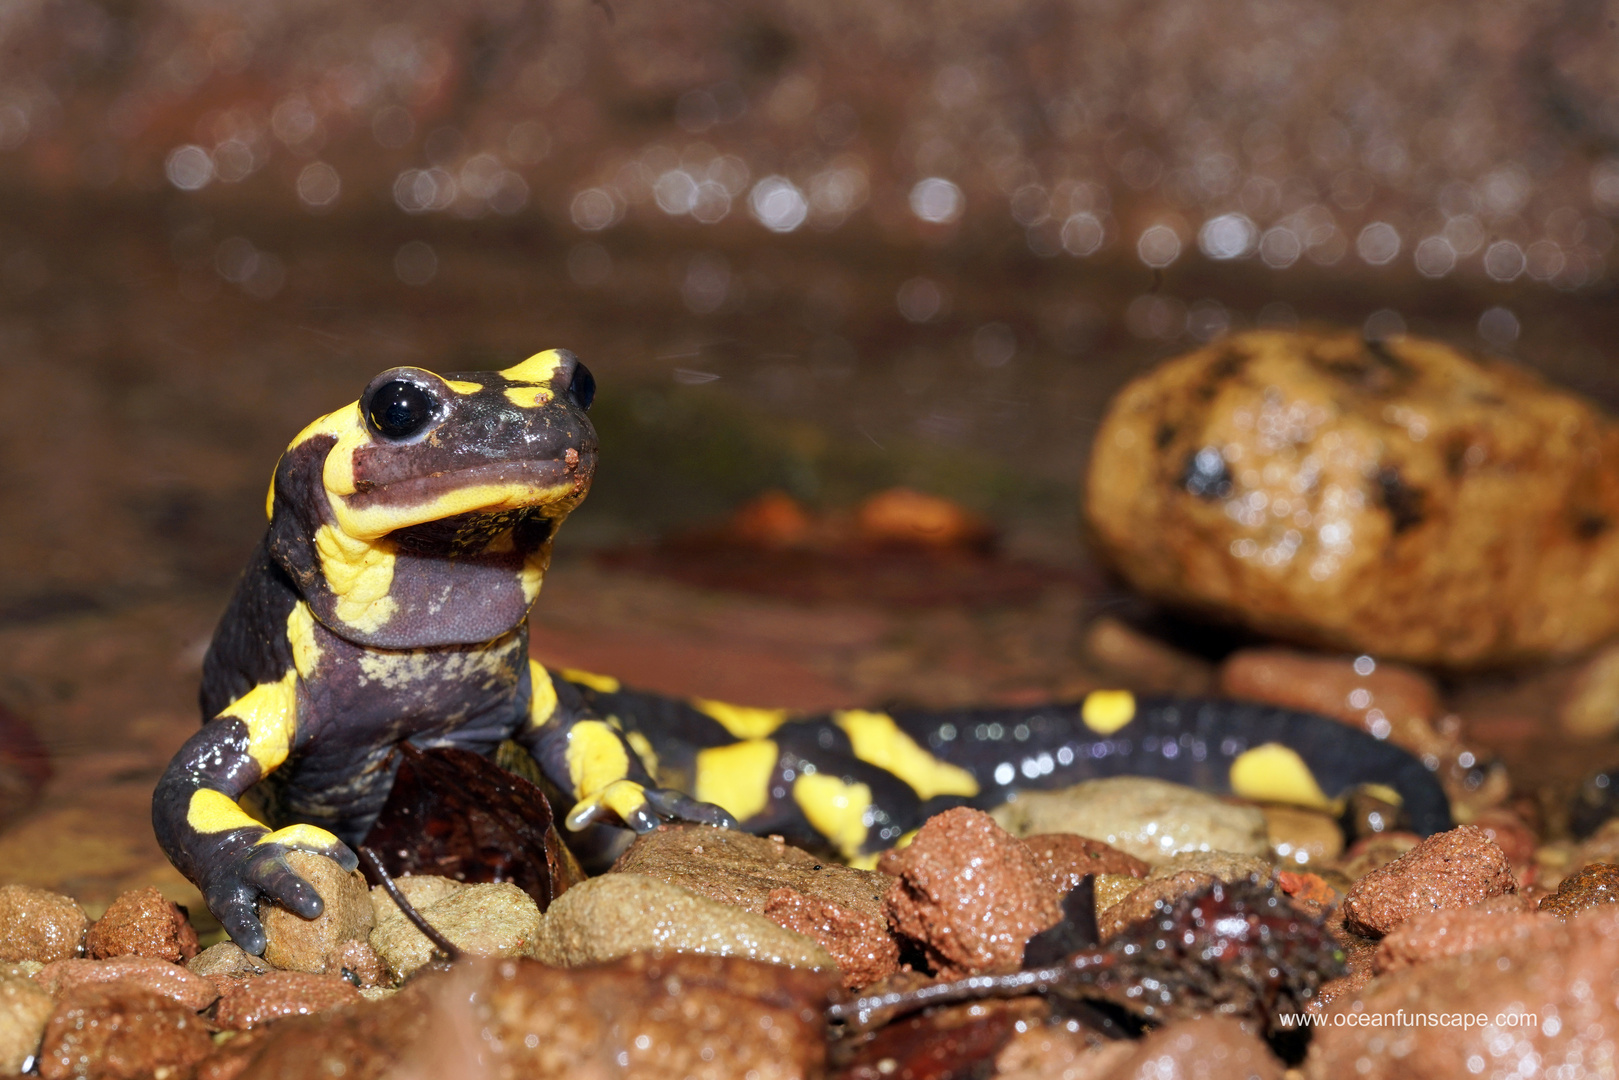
[{"x1": 334, "y1": 455, "x2": 594, "y2": 541}]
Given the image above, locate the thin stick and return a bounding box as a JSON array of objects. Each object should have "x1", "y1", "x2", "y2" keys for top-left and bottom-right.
[{"x1": 359, "y1": 845, "x2": 463, "y2": 961}]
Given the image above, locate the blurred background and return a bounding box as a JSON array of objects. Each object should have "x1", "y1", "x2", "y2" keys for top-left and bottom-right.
[{"x1": 4, "y1": 0, "x2": 1619, "y2": 910}]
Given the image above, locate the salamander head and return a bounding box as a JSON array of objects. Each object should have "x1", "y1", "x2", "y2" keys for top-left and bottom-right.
[{"x1": 265, "y1": 349, "x2": 599, "y2": 648}]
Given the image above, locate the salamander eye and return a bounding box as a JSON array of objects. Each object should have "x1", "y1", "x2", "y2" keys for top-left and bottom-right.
[
  {"x1": 567, "y1": 361, "x2": 596, "y2": 411},
  {"x1": 367, "y1": 379, "x2": 436, "y2": 439}
]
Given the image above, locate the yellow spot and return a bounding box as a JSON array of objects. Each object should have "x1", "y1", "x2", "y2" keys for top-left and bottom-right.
[
  {"x1": 256, "y1": 824, "x2": 346, "y2": 852},
  {"x1": 832, "y1": 710, "x2": 979, "y2": 800},
  {"x1": 527, "y1": 661, "x2": 558, "y2": 727},
  {"x1": 444, "y1": 379, "x2": 483, "y2": 394},
  {"x1": 626, "y1": 731, "x2": 660, "y2": 783},
  {"x1": 265, "y1": 470, "x2": 276, "y2": 520},
  {"x1": 520, "y1": 547, "x2": 549, "y2": 604},
  {"x1": 565, "y1": 720, "x2": 631, "y2": 800},
  {"x1": 559, "y1": 668, "x2": 620, "y2": 694},
  {"x1": 218, "y1": 673, "x2": 299, "y2": 773},
  {"x1": 694, "y1": 740, "x2": 779, "y2": 823},
  {"x1": 694, "y1": 698, "x2": 791, "y2": 740},
  {"x1": 1229, "y1": 743, "x2": 1338, "y2": 812},
  {"x1": 566, "y1": 779, "x2": 651, "y2": 830},
  {"x1": 186, "y1": 789, "x2": 266, "y2": 834},
  {"x1": 893, "y1": 829, "x2": 918, "y2": 850},
  {"x1": 1359, "y1": 783, "x2": 1404, "y2": 807},
  {"x1": 504, "y1": 385, "x2": 554, "y2": 408},
  {"x1": 313, "y1": 524, "x2": 399, "y2": 632},
  {"x1": 792, "y1": 773, "x2": 872, "y2": 862},
  {"x1": 1081, "y1": 690, "x2": 1136, "y2": 734},
  {"x1": 848, "y1": 854, "x2": 880, "y2": 870},
  {"x1": 501, "y1": 349, "x2": 565, "y2": 385},
  {"x1": 286, "y1": 602, "x2": 322, "y2": 678}
]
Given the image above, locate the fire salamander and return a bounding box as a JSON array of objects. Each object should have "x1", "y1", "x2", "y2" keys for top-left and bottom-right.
[{"x1": 154, "y1": 351, "x2": 1453, "y2": 952}]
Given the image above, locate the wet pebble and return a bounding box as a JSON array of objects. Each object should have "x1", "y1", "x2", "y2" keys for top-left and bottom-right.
[
  {"x1": 1334, "y1": 831, "x2": 1421, "y2": 881},
  {"x1": 1372, "y1": 904, "x2": 1546, "y2": 972},
  {"x1": 0, "y1": 975, "x2": 53, "y2": 1074},
  {"x1": 1098, "y1": 871, "x2": 1217, "y2": 941},
  {"x1": 213, "y1": 971, "x2": 362, "y2": 1030},
  {"x1": 259, "y1": 852, "x2": 373, "y2": 976},
  {"x1": 37, "y1": 983, "x2": 213, "y2": 1080},
  {"x1": 530, "y1": 873, "x2": 834, "y2": 971},
  {"x1": 35, "y1": 957, "x2": 218, "y2": 1012},
  {"x1": 1262, "y1": 805, "x2": 1344, "y2": 867},
  {"x1": 1101, "y1": 1016, "x2": 1282, "y2": 1080},
  {"x1": 0, "y1": 886, "x2": 86, "y2": 964},
  {"x1": 991, "y1": 777, "x2": 1269, "y2": 864},
  {"x1": 85, "y1": 888, "x2": 198, "y2": 965},
  {"x1": 1341, "y1": 826, "x2": 1516, "y2": 936},
  {"x1": 879, "y1": 807, "x2": 1060, "y2": 977},
  {"x1": 1021, "y1": 833, "x2": 1150, "y2": 894},
  {"x1": 611, "y1": 824, "x2": 896, "y2": 984},
  {"x1": 1538, "y1": 861, "x2": 1619, "y2": 920},
  {"x1": 370, "y1": 880, "x2": 540, "y2": 980},
  {"x1": 1148, "y1": 850, "x2": 1272, "y2": 883}
]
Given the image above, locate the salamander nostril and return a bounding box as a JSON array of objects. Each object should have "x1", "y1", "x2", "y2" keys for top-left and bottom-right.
[
  {"x1": 367, "y1": 379, "x2": 435, "y2": 438},
  {"x1": 567, "y1": 361, "x2": 596, "y2": 411}
]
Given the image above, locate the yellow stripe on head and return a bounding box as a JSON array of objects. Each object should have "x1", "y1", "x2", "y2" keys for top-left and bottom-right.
[
  {"x1": 832, "y1": 710, "x2": 979, "y2": 800},
  {"x1": 504, "y1": 385, "x2": 554, "y2": 409},
  {"x1": 694, "y1": 740, "x2": 780, "y2": 823},
  {"x1": 559, "y1": 668, "x2": 620, "y2": 694},
  {"x1": 443, "y1": 379, "x2": 483, "y2": 394},
  {"x1": 218, "y1": 673, "x2": 299, "y2": 774},
  {"x1": 792, "y1": 773, "x2": 872, "y2": 862},
  {"x1": 694, "y1": 698, "x2": 791, "y2": 740},
  {"x1": 527, "y1": 660, "x2": 559, "y2": 727},
  {"x1": 1081, "y1": 690, "x2": 1136, "y2": 734},
  {"x1": 186, "y1": 789, "x2": 267, "y2": 834},
  {"x1": 1228, "y1": 743, "x2": 1338, "y2": 812},
  {"x1": 501, "y1": 350, "x2": 566, "y2": 385}
]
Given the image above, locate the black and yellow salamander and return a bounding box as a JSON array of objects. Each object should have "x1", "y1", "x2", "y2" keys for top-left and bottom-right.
[{"x1": 153, "y1": 351, "x2": 1453, "y2": 952}]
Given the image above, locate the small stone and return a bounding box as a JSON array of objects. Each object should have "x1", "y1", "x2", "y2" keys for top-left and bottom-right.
[
  {"x1": 1101, "y1": 1016, "x2": 1282, "y2": 1080},
  {"x1": 531, "y1": 874, "x2": 834, "y2": 972},
  {"x1": 1539, "y1": 862, "x2": 1619, "y2": 920},
  {"x1": 1263, "y1": 805, "x2": 1344, "y2": 868},
  {"x1": 35, "y1": 957, "x2": 219, "y2": 1012},
  {"x1": 0, "y1": 886, "x2": 86, "y2": 964},
  {"x1": 991, "y1": 777, "x2": 1269, "y2": 864},
  {"x1": 259, "y1": 852, "x2": 373, "y2": 975},
  {"x1": 1097, "y1": 872, "x2": 1217, "y2": 941},
  {"x1": 995, "y1": 1022, "x2": 1134, "y2": 1079},
  {"x1": 85, "y1": 887, "x2": 199, "y2": 964},
  {"x1": 1148, "y1": 850, "x2": 1273, "y2": 883},
  {"x1": 1021, "y1": 833, "x2": 1150, "y2": 895},
  {"x1": 1092, "y1": 874, "x2": 1143, "y2": 915},
  {"x1": 1469, "y1": 807, "x2": 1537, "y2": 869},
  {"x1": 880, "y1": 808, "x2": 1060, "y2": 978},
  {"x1": 1277, "y1": 871, "x2": 1338, "y2": 906},
  {"x1": 761, "y1": 887, "x2": 898, "y2": 989},
  {"x1": 1081, "y1": 615, "x2": 1216, "y2": 696},
  {"x1": 1335, "y1": 832, "x2": 1421, "y2": 881},
  {"x1": 213, "y1": 971, "x2": 362, "y2": 1030},
  {"x1": 1341, "y1": 825, "x2": 1516, "y2": 936},
  {"x1": 367, "y1": 874, "x2": 464, "y2": 934},
  {"x1": 1559, "y1": 639, "x2": 1619, "y2": 737},
  {"x1": 370, "y1": 882, "x2": 540, "y2": 981},
  {"x1": 331, "y1": 940, "x2": 387, "y2": 989},
  {"x1": 1373, "y1": 906, "x2": 1545, "y2": 972},
  {"x1": 1220, "y1": 648, "x2": 1440, "y2": 741},
  {"x1": 37, "y1": 984, "x2": 213, "y2": 1080},
  {"x1": 186, "y1": 942, "x2": 270, "y2": 981},
  {"x1": 609, "y1": 825, "x2": 895, "y2": 980},
  {"x1": 0, "y1": 975, "x2": 53, "y2": 1074}
]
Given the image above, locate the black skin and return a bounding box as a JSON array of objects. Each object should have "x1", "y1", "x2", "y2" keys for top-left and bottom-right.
[
  {"x1": 154, "y1": 351, "x2": 1454, "y2": 952},
  {"x1": 152, "y1": 353, "x2": 732, "y2": 953}
]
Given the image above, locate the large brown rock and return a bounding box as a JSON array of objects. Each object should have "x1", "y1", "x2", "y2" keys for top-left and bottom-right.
[
  {"x1": 1307, "y1": 905, "x2": 1619, "y2": 1079},
  {"x1": 37, "y1": 984, "x2": 213, "y2": 1080},
  {"x1": 1086, "y1": 329, "x2": 1619, "y2": 666},
  {"x1": 85, "y1": 887, "x2": 199, "y2": 964},
  {"x1": 1341, "y1": 826, "x2": 1516, "y2": 936},
  {"x1": 231, "y1": 955, "x2": 834, "y2": 1080},
  {"x1": 259, "y1": 852, "x2": 373, "y2": 975},
  {"x1": 0, "y1": 886, "x2": 86, "y2": 964}
]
